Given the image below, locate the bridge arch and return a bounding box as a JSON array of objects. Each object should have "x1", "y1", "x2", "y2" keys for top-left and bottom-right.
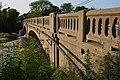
[{"x1": 28, "y1": 30, "x2": 40, "y2": 41}]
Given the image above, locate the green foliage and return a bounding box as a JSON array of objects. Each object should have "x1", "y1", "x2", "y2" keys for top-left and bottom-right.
[
  {"x1": 49, "y1": 5, "x2": 59, "y2": 13},
  {"x1": 0, "y1": 7, "x2": 20, "y2": 33},
  {"x1": 0, "y1": 37, "x2": 78, "y2": 80},
  {"x1": 0, "y1": 32, "x2": 17, "y2": 43},
  {"x1": 83, "y1": 50, "x2": 120, "y2": 80},
  {"x1": 0, "y1": 38, "x2": 53, "y2": 80},
  {"x1": 52, "y1": 68, "x2": 78, "y2": 80},
  {"x1": 26, "y1": 11, "x2": 41, "y2": 18},
  {"x1": 27, "y1": 0, "x2": 90, "y2": 18},
  {"x1": 21, "y1": 38, "x2": 53, "y2": 80},
  {"x1": 1, "y1": 54, "x2": 25, "y2": 80},
  {"x1": 0, "y1": 32, "x2": 13, "y2": 38},
  {"x1": 60, "y1": 3, "x2": 74, "y2": 13},
  {"x1": 29, "y1": 0, "x2": 52, "y2": 12},
  {"x1": 74, "y1": 6, "x2": 87, "y2": 12},
  {"x1": 84, "y1": 50, "x2": 94, "y2": 80},
  {"x1": 27, "y1": 0, "x2": 59, "y2": 18},
  {"x1": 97, "y1": 52, "x2": 120, "y2": 80},
  {"x1": 7, "y1": 8, "x2": 20, "y2": 32}
]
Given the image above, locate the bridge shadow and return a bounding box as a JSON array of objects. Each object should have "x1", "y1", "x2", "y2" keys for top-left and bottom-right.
[{"x1": 29, "y1": 31, "x2": 39, "y2": 41}]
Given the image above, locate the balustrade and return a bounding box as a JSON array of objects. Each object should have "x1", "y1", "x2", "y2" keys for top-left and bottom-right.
[
  {"x1": 24, "y1": 8, "x2": 120, "y2": 53},
  {"x1": 86, "y1": 8, "x2": 120, "y2": 45},
  {"x1": 57, "y1": 12, "x2": 80, "y2": 39}
]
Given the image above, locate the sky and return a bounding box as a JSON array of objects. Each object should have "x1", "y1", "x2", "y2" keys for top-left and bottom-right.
[{"x1": 0, "y1": 0, "x2": 120, "y2": 15}]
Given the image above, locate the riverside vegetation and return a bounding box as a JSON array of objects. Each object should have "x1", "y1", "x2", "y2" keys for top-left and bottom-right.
[
  {"x1": 0, "y1": 37, "x2": 79, "y2": 80},
  {"x1": 0, "y1": 32, "x2": 17, "y2": 43},
  {"x1": 0, "y1": 36, "x2": 120, "y2": 80}
]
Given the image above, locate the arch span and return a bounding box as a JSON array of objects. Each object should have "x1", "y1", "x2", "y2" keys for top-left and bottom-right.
[{"x1": 28, "y1": 30, "x2": 40, "y2": 41}]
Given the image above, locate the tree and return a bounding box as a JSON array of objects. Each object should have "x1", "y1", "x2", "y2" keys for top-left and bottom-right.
[
  {"x1": 7, "y1": 8, "x2": 19, "y2": 32},
  {"x1": 26, "y1": 11, "x2": 40, "y2": 18},
  {"x1": 30, "y1": 0, "x2": 52, "y2": 12},
  {"x1": 28, "y1": 0, "x2": 59, "y2": 17},
  {"x1": 0, "y1": 8, "x2": 8, "y2": 32},
  {"x1": 74, "y1": 6, "x2": 87, "y2": 12},
  {"x1": 49, "y1": 5, "x2": 59, "y2": 13},
  {"x1": 60, "y1": 3, "x2": 74, "y2": 13},
  {"x1": 0, "y1": 7, "x2": 20, "y2": 33}
]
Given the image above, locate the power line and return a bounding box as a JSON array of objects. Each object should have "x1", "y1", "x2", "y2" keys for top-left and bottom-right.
[{"x1": 75, "y1": 0, "x2": 94, "y2": 7}]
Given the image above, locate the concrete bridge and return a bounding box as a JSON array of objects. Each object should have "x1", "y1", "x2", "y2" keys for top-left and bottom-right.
[{"x1": 23, "y1": 8, "x2": 120, "y2": 79}]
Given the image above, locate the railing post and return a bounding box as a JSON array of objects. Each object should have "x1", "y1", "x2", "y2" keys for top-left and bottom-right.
[
  {"x1": 77, "y1": 10, "x2": 88, "y2": 42},
  {"x1": 50, "y1": 12, "x2": 59, "y2": 33}
]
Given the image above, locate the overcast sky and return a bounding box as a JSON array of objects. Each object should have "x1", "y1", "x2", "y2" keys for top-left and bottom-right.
[{"x1": 1, "y1": 0, "x2": 120, "y2": 15}]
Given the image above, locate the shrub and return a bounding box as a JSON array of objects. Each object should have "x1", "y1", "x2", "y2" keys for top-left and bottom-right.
[
  {"x1": 0, "y1": 32, "x2": 12, "y2": 38},
  {"x1": 0, "y1": 32, "x2": 17, "y2": 43},
  {"x1": 51, "y1": 68, "x2": 78, "y2": 80},
  {"x1": 0, "y1": 37, "x2": 78, "y2": 80},
  {"x1": 97, "y1": 52, "x2": 120, "y2": 80}
]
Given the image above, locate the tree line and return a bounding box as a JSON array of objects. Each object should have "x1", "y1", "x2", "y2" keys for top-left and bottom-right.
[
  {"x1": 21, "y1": 0, "x2": 89, "y2": 19},
  {"x1": 0, "y1": 0, "x2": 91, "y2": 33},
  {"x1": 0, "y1": 7, "x2": 22, "y2": 33}
]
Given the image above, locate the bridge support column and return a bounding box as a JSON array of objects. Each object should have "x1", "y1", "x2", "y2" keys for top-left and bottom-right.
[{"x1": 52, "y1": 33, "x2": 59, "y2": 67}]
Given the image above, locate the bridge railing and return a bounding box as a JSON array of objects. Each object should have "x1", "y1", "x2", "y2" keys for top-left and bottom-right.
[
  {"x1": 37, "y1": 17, "x2": 43, "y2": 27},
  {"x1": 25, "y1": 16, "x2": 52, "y2": 33},
  {"x1": 43, "y1": 16, "x2": 50, "y2": 30},
  {"x1": 86, "y1": 8, "x2": 120, "y2": 51},
  {"x1": 56, "y1": 10, "x2": 87, "y2": 42},
  {"x1": 57, "y1": 12, "x2": 79, "y2": 39}
]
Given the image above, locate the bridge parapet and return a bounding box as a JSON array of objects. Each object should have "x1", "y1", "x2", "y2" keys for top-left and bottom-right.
[
  {"x1": 86, "y1": 8, "x2": 120, "y2": 52},
  {"x1": 56, "y1": 10, "x2": 87, "y2": 42},
  {"x1": 57, "y1": 12, "x2": 79, "y2": 39}
]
